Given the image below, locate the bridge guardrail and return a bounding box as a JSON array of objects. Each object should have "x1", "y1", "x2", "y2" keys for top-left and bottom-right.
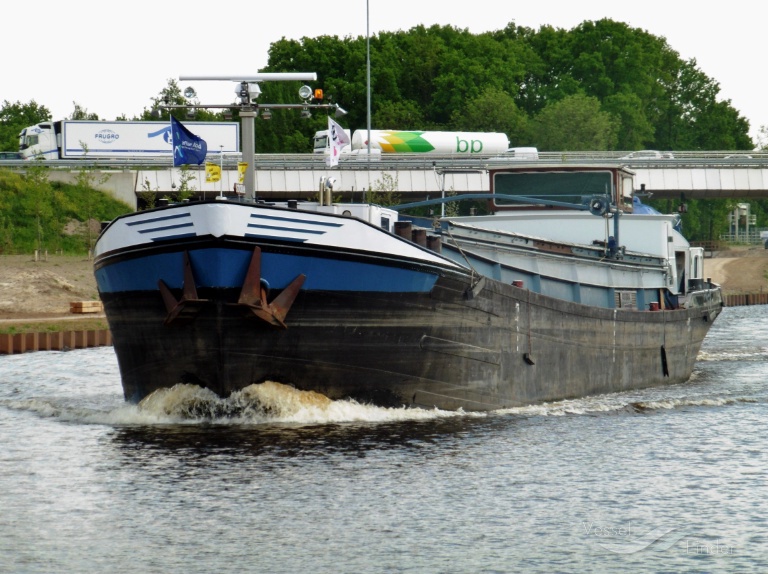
[{"x1": 3, "y1": 151, "x2": 768, "y2": 171}]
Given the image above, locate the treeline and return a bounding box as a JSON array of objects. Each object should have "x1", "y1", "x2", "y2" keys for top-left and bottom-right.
[
  {"x1": 252, "y1": 18, "x2": 753, "y2": 153},
  {"x1": 0, "y1": 19, "x2": 754, "y2": 154}
]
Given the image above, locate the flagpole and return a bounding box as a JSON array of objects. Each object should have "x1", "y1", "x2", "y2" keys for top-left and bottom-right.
[
  {"x1": 169, "y1": 113, "x2": 174, "y2": 196},
  {"x1": 365, "y1": 0, "x2": 371, "y2": 203}
]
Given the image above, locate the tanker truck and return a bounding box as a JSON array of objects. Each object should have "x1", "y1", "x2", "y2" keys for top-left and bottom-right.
[
  {"x1": 312, "y1": 128, "x2": 352, "y2": 154},
  {"x1": 18, "y1": 120, "x2": 240, "y2": 160},
  {"x1": 350, "y1": 130, "x2": 509, "y2": 154},
  {"x1": 313, "y1": 129, "x2": 509, "y2": 155}
]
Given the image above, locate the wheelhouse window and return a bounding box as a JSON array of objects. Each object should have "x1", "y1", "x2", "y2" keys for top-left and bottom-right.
[{"x1": 492, "y1": 170, "x2": 615, "y2": 210}]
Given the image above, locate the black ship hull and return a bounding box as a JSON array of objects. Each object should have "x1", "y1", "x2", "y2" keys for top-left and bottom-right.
[
  {"x1": 94, "y1": 200, "x2": 722, "y2": 411},
  {"x1": 101, "y1": 269, "x2": 720, "y2": 410}
]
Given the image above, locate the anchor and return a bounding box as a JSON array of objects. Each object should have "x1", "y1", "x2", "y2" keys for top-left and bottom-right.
[
  {"x1": 233, "y1": 246, "x2": 305, "y2": 328},
  {"x1": 159, "y1": 248, "x2": 304, "y2": 328},
  {"x1": 158, "y1": 251, "x2": 209, "y2": 325}
]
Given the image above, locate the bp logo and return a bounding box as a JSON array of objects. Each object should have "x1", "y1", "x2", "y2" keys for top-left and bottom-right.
[{"x1": 94, "y1": 129, "x2": 120, "y2": 144}]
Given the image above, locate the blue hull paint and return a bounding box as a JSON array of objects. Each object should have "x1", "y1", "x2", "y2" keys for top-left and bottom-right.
[{"x1": 96, "y1": 246, "x2": 440, "y2": 293}]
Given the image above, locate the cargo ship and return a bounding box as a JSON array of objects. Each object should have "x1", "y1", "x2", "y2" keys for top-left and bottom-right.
[{"x1": 94, "y1": 163, "x2": 722, "y2": 410}]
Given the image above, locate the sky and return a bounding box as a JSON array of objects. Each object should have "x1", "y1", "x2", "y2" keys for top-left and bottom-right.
[{"x1": 4, "y1": 1, "x2": 764, "y2": 145}]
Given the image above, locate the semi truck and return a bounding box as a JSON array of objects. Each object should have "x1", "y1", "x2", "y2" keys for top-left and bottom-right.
[
  {"x1": 18, "y1": 120, "x2": 240, "y2": 160},
  {"x1": 312, "y1": 128, "x2": 352, "y2": 154},
  {"x1": 353, "y1": 130, "x2": 509, "y2": 154},
  {"x1": 313, "y1": 129, "x2": 510, "y2": 155}
]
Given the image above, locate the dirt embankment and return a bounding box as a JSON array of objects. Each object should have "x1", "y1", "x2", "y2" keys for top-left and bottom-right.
[
  {"x1": 0, "y1": 255, "x2": 100, "y2": 321},
  {"x1": 702, "y1": 246, "x2": 768, "y2": 293},
  {"x1": 0, "y1": 247, "x2": 767, "y2": 322}
]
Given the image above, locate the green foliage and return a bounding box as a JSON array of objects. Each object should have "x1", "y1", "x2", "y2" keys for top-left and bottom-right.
[
  {"x1": 0, "y1": 168, "x2": 132, "y2": 254},
  {"x1": 137, "y1": 178, "x2": 159, "y2": 210},
  {"x1": 245, "y1": 81, "x2": 330, "y2": 153},
  {"x1": 3, "y1": 18, "x2": 754, "y2": 153},
  {"x1": 260, "y1": 19, "x2": 752, "y2": 152},
  {"x1": 450, "y1": 86, "x2": 531, "y2": 145},
  {"x1": 20, "y1": 165, "x2": 55, "y2": 251},
  {"x1": 367, "y1": 173, "x2": 401, "y2": 206},
  {"x1": 602, "y1": 92, "x2": 655, "y2": 150},
  {"x1": 532, "y1": 93, "x2": 619, "y2": 151},
  {"x1": 655, "y1": 59, "x2": 752, "y2": 150},
  {"x1": 73, "y1": 164, "x2": 112, "y2": 253},
  {"x1": 443, "y1": 189, "x2": 460, "y2": 218},
  {"x1": 373, "y1": 100, "x2": 425, "y2": 129},
  {"x1": 168, "y1": 165, "x2": 197, "y2": 202},
  {"x1": 0, "y1": 100, "x2": 51, "y2": 152},
  {"x1": 756, "y1": 127, "x2": 768, "y2": 151},
  {"x1": 136, "y1": 78, "x2": 187, "y2": 121},
  {"x1": 645, "y1": 196, "x2": 737, "y2": 242},
  {"x1": 68, "y1": 102, "x2": 99, "y2": 120}
]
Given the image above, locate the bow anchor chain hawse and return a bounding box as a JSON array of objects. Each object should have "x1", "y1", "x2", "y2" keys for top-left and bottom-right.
[{"x1": 157, "y1": 248, "x2": 305, "y2": 328}]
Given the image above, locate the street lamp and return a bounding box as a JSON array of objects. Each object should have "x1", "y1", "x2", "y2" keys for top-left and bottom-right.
[{"x1": 299, "y1": 85, "x2": 313, "y2": 101}]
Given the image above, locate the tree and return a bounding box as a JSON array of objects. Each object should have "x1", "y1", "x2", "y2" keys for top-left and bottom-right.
[
  {"x1": 647, "y1": 197, "x2": 735, "y2": 242},
  {"x1": 247, "y1": 19, "x2": 754, "y2": 152},
  {"x1": 69, "y1": 102, "x2": 99, "y2": 120},
  {"x1": 450, "y1": 87, "x2": 530, "y2": 145},
  {"x1": 137, "y1": 178, "x2": 159, "y2": 210},
  {"x1": 658, "y1": 60, "x2": 752, "y2": 150},
  {"x1": 367, "y1": 173, "x2": 401, "y2": 206},
  {"x1": 532, "y1": 93, "x2": 619, "y2": 150},
  {"x1": 602, "y1": 92, "x2": 655, "y2": 150},
  {"x1": 0, "y1": 100, "x2": 51, "y2": 151},
  {"x1": 136, "y1": 78, "x2": 187, "y2": 121},
  {"x1": 507, "y1": 24, "x2": 579, "y2": 116},
  {"x1": 168, "y1": 165, "x2": 197, "y2": 203},
  {"x1": 555, "y1": 19, "x2": 677, "y2": 149},
  {"x1": 373, "y1": 100, "x2": 425, "y2": 129},
  {"x1": 266, "y1": 34, "x2": 369, "y2": 132}
]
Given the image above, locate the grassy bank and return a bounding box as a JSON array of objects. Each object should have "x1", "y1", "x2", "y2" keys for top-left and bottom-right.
[
  {"x1": 0, "y1": 167, "x2": 132, "y2": 254},
  {"x1": 0, "y1": 317, "x2": 109, "y2": 335}
]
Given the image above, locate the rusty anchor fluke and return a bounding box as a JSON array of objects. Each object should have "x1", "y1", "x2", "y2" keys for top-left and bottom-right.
[
  {"x1": 158, "y1": 251, "x2": 208, "y2": 325},
  {"x1": 235, "y1": 246, "x2": 305, "y2": 328},
  {"x1": 159, "y1": 247, "x2": 304, "y2": 329}
]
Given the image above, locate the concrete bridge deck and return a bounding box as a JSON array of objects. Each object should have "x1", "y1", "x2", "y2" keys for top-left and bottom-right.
[{"x1": 4, "y1": 151, "x2": 768, "y2": 207}]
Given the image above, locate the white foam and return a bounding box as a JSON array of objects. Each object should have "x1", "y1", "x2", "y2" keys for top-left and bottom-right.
[
  {"x1": 2, "y1": 377, "x2": 752, "y2": 426},
  {"x1": 697, "y1": 348, "x2": 768, "y2": 362},
  {"x1": 1, "y1": 379, "x2": 487, "y2": 425}
]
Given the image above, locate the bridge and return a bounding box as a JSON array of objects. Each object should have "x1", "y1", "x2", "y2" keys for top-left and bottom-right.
[{"x1": 4, "y1": 151, "x2": 768, "y2": 208}]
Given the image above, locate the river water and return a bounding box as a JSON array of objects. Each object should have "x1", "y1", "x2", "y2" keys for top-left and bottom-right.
[{"x1": 1, "y1": 305, "x2": 766, "y2": 573}]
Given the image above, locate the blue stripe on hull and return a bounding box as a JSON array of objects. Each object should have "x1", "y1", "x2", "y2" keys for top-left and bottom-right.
[{"x1": 96, "y1": 247, "x2": 439, "y2": 293}]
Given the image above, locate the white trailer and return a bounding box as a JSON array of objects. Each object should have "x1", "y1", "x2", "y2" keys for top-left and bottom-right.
[
  {"x1": 19, "y1": 120, "x2": 240, "y2": 160},
  {"x1": 350, "y1": 130, "x2": 510, "y2": 155},
  {"x1": 313, "y1": 128, "x2": 511, "y2": 156}
]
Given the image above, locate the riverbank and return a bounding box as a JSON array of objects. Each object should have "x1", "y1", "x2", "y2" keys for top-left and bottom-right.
[
  {"x1": 699, "y1": 245, "x2": 768, "y2": 293},
  {"x1": 0, "y1": 255, "x2": 105, "y2": 334}
]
